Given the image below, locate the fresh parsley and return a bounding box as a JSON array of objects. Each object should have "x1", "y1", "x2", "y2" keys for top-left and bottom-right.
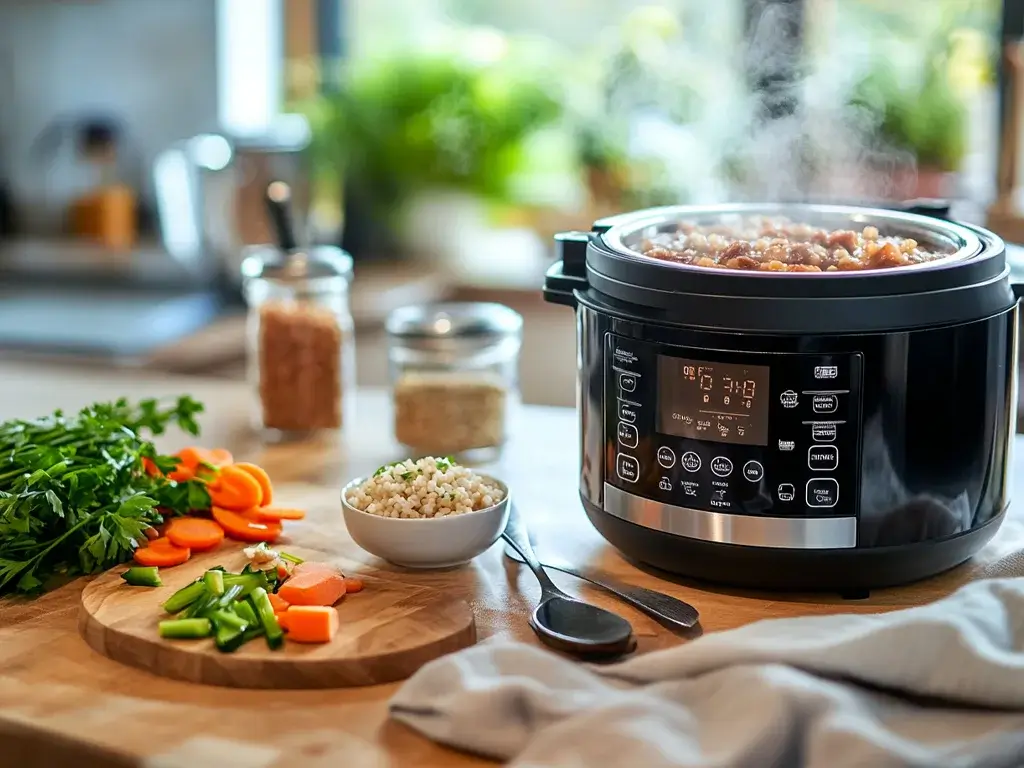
[{"x1": 0, "y1": 396, "x2": 211, "y2": 596}]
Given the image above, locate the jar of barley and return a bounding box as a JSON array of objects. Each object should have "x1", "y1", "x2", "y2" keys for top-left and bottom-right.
[
  {"x1": 386, "y1": 303, "x2": 522, "y2": 463},
  {"x1": 241, "y1": 245, "x2": 355, "y2": 441}
]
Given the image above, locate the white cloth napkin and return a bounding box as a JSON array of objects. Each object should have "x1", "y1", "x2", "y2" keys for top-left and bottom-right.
[{"x1": 390, "y1": 578, "x2": 1024, "y2": 767}]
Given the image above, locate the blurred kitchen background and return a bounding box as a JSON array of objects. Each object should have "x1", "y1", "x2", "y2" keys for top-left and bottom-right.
[{"x1": 0, "y1": 0, "x2": 1019, "y2": 408}]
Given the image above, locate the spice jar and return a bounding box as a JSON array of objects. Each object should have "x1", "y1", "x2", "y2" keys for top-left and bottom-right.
[
  {"x1": 241, "y1": 245, "x2": 355, "y2": 440},
  {"x1": 386, "y1": 303, "x2": 523, "y2": 463}
]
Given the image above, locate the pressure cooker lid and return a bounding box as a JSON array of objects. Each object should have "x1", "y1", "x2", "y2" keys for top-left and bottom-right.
[{"x1": 599, "y1": 203, "x2": 983, "y2": 275}]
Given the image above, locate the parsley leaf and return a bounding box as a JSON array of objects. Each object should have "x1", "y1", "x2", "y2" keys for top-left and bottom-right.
[{"x1": 0, "y1": 396, "x2": 209, "y2": 596}]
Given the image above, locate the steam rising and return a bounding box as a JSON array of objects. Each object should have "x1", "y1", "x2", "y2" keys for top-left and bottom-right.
[{"x1": 714, "y1": 0, "x2": 919, "y2": 204}]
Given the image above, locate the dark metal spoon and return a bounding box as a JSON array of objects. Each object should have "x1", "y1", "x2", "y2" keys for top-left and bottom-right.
[
  {"x1": 503, "y1": 545, "x2": 700, "y2": 630},
  {"x1": 502, "y1": 505, "x2": 636, "y2": 657}
]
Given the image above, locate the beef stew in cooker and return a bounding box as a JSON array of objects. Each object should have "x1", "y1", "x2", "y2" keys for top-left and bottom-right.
[{"x1": 638, "y1": 217, "x2": 952, "y2": 272}]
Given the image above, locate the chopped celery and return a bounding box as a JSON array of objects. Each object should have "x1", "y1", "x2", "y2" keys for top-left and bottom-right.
[
  {"x1": 279, "y1": 551, "x2": 304, "y2": 565},
  {"x1": 203, "y1": 569, "x2": 225, "y2": 596},
  {"x1": 162, "y1": 580, "x2": 206, "y2": 614},
  {"x1": 234, "y1": 600, "x2": 258, "y2": 627},
  {"x1": 249, "y1": 587, "x2": 284, "y2": 650},
  {"x1": 222, "y1": 572, "x2": 268, "y2": 597},
  {"x1": 121, "y1": 566, "x2": 162, "y2": 587},
  {"x1": 159, "y1": 618, "x2": 212, "y2": 639},
  {"x1": 181, "y1": 590, "x2": 216, "y2": 619}
]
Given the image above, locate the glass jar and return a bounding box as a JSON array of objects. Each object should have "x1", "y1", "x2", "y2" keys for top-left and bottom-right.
[
  {"x1": 386, "y1": 302, "x2": 523, "y2": 463},
  {"x1": 240, "y1": 245, "x2": 355, "y2": 440}
]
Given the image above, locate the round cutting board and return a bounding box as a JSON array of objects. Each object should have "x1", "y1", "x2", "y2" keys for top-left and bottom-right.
[{"x1": 78, "y1": 546, "x2": 476, "y2": 689}]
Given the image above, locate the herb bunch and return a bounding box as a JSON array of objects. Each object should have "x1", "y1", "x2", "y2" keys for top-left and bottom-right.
[{"x1": 0, "y1": 397, "x2": 211, "y2": 595}]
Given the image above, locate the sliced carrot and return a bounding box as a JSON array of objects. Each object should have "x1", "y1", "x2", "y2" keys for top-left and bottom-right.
[
  {"x1": 211, "y1": 506, "x2": 282, "y2": 543},
  {"x1": 268, "y1": 592, "x2": 290, "y2": 613},
  {"x1": 250, "y1": 506, "x2": 305, "y2": 522},
  {"x1": 276, "y1": 563, "x2": 291, "y2": 581},
  {"x1": 133, "y1": 537, "x2": 191, "y2": 567},
  {"x1": 165, "y1": 517, "x2": 225, "y2": 551},
  {"x1": 284, "y1": 606, "x2": 338, "y2": 644},
  {"x1": 168, "y1": 464, "x2": 195, "y2": 483},
  {"x1": 207, "y1": 466, "x2": 263, "y2": 511},
  {"x1": 176, "y1": 446, "x2": 234, "y2": 470},
  {"x1": 233, "y1": 462, "x2": 273, "y2": 507},
  {"x1": 276, "y1": 612, "x2": 290, "y2": 631},
  {"x1": 278, "y1": 569, "x2": 347, "y2": 607},
  {"x1": 343, "y1": 577, "x2": 364, "y2": 594},
  {"x1": 141, "y1": 457, "x2": 162, "y2": 477}
]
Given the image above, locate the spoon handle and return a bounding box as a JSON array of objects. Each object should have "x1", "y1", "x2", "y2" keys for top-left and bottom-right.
[{"x1": 502, "y1": 505, "x2": 563, "y2": 597}]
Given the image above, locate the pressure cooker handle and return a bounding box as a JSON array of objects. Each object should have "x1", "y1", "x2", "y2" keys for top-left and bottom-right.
[{"x1": 543, "y1": 231, "x2": 591, "y2": 309}]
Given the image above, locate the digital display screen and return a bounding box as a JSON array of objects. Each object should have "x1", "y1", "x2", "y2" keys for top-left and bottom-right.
[{"x1": 657, "y1": 357, "x2": 770, "y2": 446}]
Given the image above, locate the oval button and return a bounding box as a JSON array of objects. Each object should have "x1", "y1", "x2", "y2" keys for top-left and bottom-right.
[{"x1": 710, "y1": 456, "x2": 733, "y2": 477}]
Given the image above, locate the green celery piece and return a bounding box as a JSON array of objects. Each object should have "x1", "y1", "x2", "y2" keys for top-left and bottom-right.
[
  {"x1": 162, "y1": 580, "x2": 206, "y2": 614},
  {"x1": 159, "y1": 618, "x2": 212, "y2": 639},
  {"x1": 279, "y1": 551, "x2": 304, "y2": 565},
  {"x1": 233, "y1": 600, "x2": 258, "y2": 627},
  {"x1": 203, "y1": 569, "x2": 225, "y2": 596},
  {"x1": 121, "y1": 566, "x2": 162, "y2": 587},
  {"x1": 222, "y1": 572, "x2": 268, "y2": 598},
  {"x1": 249, "y1": 587, "x2": 284, "y2": 650}
]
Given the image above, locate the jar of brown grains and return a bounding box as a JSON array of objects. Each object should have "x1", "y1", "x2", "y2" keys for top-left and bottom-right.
[
  {"x1": 241, "y1": 245, "x2": 355, "y2": 440},
  {"x1": 386, "y1": 303, "x2": 523, "y2": 463}
]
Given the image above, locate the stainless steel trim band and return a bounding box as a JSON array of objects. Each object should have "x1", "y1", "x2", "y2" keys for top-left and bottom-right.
[{"x1": 603, "y1": 483, "x2": 857, "y2": 549}]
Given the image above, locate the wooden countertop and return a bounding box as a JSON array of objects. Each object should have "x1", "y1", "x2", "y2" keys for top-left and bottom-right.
[{"x1": 1, "y1": 363, "x2": 1023, "y2": 767}]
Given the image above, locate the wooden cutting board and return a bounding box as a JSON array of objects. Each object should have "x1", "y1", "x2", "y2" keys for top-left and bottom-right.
[{"x1": 78, "y1": 545, "x2": 476, "y2": 689}]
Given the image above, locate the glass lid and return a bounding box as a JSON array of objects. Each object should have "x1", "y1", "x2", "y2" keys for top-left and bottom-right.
[{"x1": 600, "y1": 204, "x2": 984, "y2": 275}]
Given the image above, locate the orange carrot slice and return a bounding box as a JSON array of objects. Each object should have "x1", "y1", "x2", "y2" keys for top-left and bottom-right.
[
  {"x1": 249, "y1": 506, "x2": 305, "y2": 522},
  {"x1": 168, "y1": 465, "x2": 195, "y2": 483},
  {"x1": 211, "y1": 506, "x2": 282, "y2": 543},
  {"x1": 141, "y1": 457, "x2": 162, "y2": 477},
  {"x1": 284, "y1": 606, "x2": 338, "y2": 644},
  {"x1": 268, "y1": 592, "x2": 290, "y2": 613},
  {"x1": 278, "y1": 569, "x2": 347, "y2": 607},
  {"x1": 343, "y1": 577, "x2": 365, "y2": 594},
  {"x1": 133, "y1": 537, "x2": 191, "y2": 567},
  {"x1": 176, "y1": 446, "x2": 234, "y2": 470},
  {"x1": 233, "y1": 462, "x2": 273, "y2": 507},
  {"x1": 276, "y1": 612, "x2": 290, "y2": 631},
  {"x1": 165, "y1": 517, "x2": 225, "y2": 552},
  {"x1": 207, "y1": 465, "x2": 263, "y2": 511}
]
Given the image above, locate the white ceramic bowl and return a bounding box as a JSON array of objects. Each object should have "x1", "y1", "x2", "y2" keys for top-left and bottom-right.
[{"x1": 340, "y1": 474, "x2": 510, "y2": 569}]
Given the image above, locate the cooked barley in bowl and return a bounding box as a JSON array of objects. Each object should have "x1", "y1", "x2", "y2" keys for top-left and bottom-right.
[{"x1": 344, "y1": 456, "x2": 506, "y2": 519}]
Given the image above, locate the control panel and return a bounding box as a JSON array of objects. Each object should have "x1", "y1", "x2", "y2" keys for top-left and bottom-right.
[{"x1": 606, "y1": 335, "x2": 862, "y2": 519}]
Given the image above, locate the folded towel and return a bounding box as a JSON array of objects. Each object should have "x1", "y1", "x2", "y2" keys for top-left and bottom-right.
[{"x1": 390, "y1": 578, "x2": 1024, "y2": 767}]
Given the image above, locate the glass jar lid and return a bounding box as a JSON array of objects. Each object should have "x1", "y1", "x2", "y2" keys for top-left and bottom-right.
[
  {"x1": 386, "y1": 302, "x2": 523, "y2": 341},
  {"x1": 240, "y1": 245, "x2": 353, "y2": 283}
]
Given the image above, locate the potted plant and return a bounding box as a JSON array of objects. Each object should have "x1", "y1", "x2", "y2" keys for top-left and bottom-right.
[{"x1": 306, "y1": 36, "x2": 562, "y2": 260}]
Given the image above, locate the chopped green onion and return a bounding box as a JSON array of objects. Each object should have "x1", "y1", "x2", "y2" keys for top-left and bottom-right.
[
  {"x1": 249, "y1": 587, "x2": 284, "y2": 650},
  {"x1": 203, "y1": 569, "x2": 225, "y2": 596},
  {"x1": 162, "y1": 580, "x2": 206, "y2": 614},
  {"x1": 121, "y1": 566, "x2": 162, "y2": 587},
  {"x1": 158, "y1": 618, "x2": 212, "y2": 639},
  {"x1": 279, "y1": 551, "x2": 303, "y2": 565}
]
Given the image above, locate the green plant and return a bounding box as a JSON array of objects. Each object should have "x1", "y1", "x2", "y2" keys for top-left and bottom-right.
[
  {"x1": 306, "y1": 44, "x2": 562, "y2": 222},
  {"x1": 848, "y1": 51, "x2": 968, "y2": 172}
]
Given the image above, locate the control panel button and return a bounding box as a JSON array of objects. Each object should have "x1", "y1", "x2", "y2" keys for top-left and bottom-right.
[
  {"x1": 617, "y1": 454, "x2": 640, "y2": 483},
  {"x1": 777, "y1": 439, "x2": 795, "y2": 452},
  {"x1": 814, "y1": 365, "x2": 838, "y2": 379},
  {"x1": 658, "y1": 476, "x2": 672, "y2": 492},
  {"x1": 806, "y1": 478, "x2": 839, "y2": 508},
  {"x1": 617, "y1": 422, "x2": 639, "y2": 448},
  {"x1": 681, "y1": 451, "x2": 701, "y2": 472},
  {"x1": 808, "y1": 445, "x2": 838, "y2": 471},
  {"x1": 812, "y1": 393, "x2": 838, "y2": 413},
  {"x1": 710, "y1": 456, "x2": 733, "y2": 477},
  {"x1": 619, "y1": 373, "x2": 637, "y2": 393},
  {"x1": 811, "y1": 422, "x2": 837, "y2": 442},
  {"x1": 618, "y1": 401, "x2": 637, "y2": 423},
  {"x1": 777, "y1": 483, "x2": 795, "y2": 502},
  {"x1": 742, "y1": 460, "x2": 764, "y2": 482},
  {"x1": 657, "y1": 446, "x2": 676, "y2": 469},
  {"x1": 780, "y1": 390, "x2": 799, "y2": 408}
]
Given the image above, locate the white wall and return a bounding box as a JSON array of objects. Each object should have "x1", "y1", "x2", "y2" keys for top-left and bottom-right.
[{"x1": 0, "y1": 0, "x2": 219, "y2": 231}]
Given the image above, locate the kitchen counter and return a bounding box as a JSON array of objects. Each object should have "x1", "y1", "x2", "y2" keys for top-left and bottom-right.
[{"x1": 1, "y1": 362, "x2": 1023, "y2": 767}]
